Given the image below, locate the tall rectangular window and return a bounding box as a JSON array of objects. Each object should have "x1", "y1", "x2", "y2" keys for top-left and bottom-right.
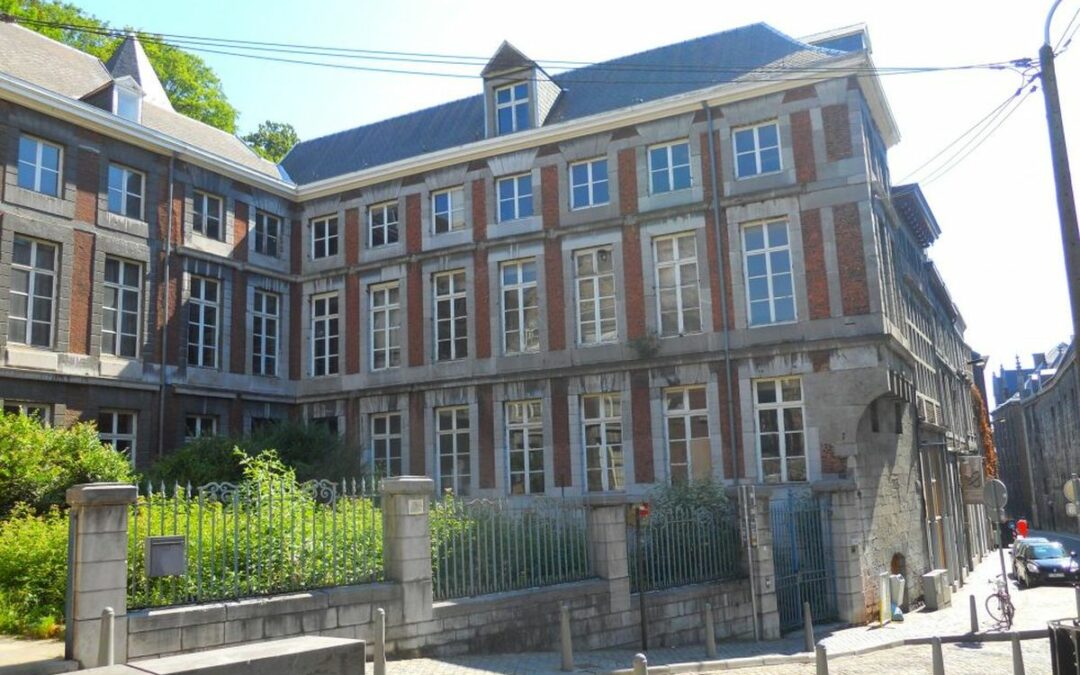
[
  {"x1": 371, "y1": 412, "x2": 403, "y2": 477},
  {"x1": 8, "y1": 236, "x2": 56, "y2": 348},
  {"x1": 437, "y1": 406, "x2": 471, "y2": 495},
  {"x1": 252, "y1": 290, "x2": 279, "y2": 376},
  {"x1": 102, "y1": 257, "x2": 141, "y2": 358},
  {"x1": 187, "y1": 276, "x2": 219, "y2": 367},
  {"x1": 570, "y1": 158, "x2": 609, "y2": 209},
  {"x1": 743, "y1": 221, "x2": 795, "y2": 326},
  {"x1": 583, "y1": 393, "x2": 623, "y2": 492},
  {"x1": 98, "y1": 410, "x2": 136, "y2": 464},
  {"x1": 495, "y1": 82, "x2": 530, "y2": 134},
  {"x1": 368, "y1": 201, "x2": 399, "y2": 248},
  {"x1": 253, "y1": 211, "x2": 280, "y2": 257},
  {"x1": 574, "y1": 247, "x2": 617, "y2": 345},
  {"x1": 648, "y1": 141, "x2": 691, "y2": 194},
  {"x1": 17, "y1": 135, "x2": 61, "y2": 196},
  {"x1": 501, "y1": 259, "x2": 539, "y2": 354},
  {"x1": 754, "y1": 377, "x2": 806, "y2": 483},
  {"x1": 506, "y1": 400, "x2": 544, "y2": 495},
  {"x1": 432, "y1": 187, "x2": 465, "y2": 233},
  {"x1": 434, "y1": 270, "x2": 468, "y2": 361},
  {"x1": 193, "y1": 191, "x2": 223, "y2": 239},
  {"x1": 311, "y1": 293, "x2": 339, "y2": 376},
  {"x1": 370, "y1": 282, "x2": 401, "y2": 371},
  {"x1": 311, "y1": 216, "x2": 339, "y2": 259},
  {"x1": 664, "y1": 386, "x2": 710, "y2": 483},
  {"x1": 655, "y1": 233, "x2": 701, "y2": 336},
  {"x1": 497, "y1": 174, "x2": 533, "y2": 222},
  {"x1": 107, "y1": 164, "x2": 143, "y2": 219},
  {"x1": 734, "y1": 121, "x2": 781, "y2": 178},
  {"x1": 3, "y1": 402, "x2": 51, "y2": 424},
  {"x1": 185, "y1": 415, "x2": 217, "y2": 441}
]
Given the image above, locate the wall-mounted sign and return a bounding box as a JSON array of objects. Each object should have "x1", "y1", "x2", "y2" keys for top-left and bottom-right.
[{"x1": 959, "y1": 455, "x2": 985, "y2": 504}]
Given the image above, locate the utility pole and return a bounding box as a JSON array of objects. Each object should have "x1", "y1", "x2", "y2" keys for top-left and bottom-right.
[{"x1": 1040, "y1": 1, "x2": 1080, "y2": 420}]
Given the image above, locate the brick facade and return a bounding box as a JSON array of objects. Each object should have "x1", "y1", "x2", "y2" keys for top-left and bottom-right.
[
  {"x1": 833, "y1": 202, "x2": 871, "y2": 316},
  {"x1": 801, "y1": 208, "x2": 831, "y2": 320}
]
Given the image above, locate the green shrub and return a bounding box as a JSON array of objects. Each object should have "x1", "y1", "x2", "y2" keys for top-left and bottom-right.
[
  {"x1": 0, "y1": 504, "x2": 68, "y2": 638},
  {"x1": 648, "y1": 478, "x2": 733, "y2": 514},
  {"x1": 0, "y1": 412, "x2": 134, "y2": 517},
  {"x1": 142, "y1": 437, "x2": 245, "y2": 487}
]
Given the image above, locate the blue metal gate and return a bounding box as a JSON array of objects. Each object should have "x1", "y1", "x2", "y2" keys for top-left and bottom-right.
[{"x1": 770, "y1": 492, "x2": 837, "y2": 632}]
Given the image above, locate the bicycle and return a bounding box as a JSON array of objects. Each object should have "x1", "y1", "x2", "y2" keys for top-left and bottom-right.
[{"x1": 985, "y1": 574, "x2": 1015, "y2": 629}]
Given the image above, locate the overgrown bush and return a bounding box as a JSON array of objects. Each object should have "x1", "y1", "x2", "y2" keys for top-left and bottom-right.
[
  {"x1": 0, "y1": 505, "x2": 68, "y2": 638},
  {"x1": 648, "y1": 478, "x2": 733, "y2": 514},
  {"x1": 0, "y1": 412, "x2": 135, "y2": 517}
]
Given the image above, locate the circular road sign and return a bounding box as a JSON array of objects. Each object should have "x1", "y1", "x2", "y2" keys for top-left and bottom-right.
[{"x1": 983, "y1": 479, "x2": 1008, "y2": 510}]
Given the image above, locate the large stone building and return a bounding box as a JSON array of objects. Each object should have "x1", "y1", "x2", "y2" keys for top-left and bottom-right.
[{"x1": 0, "y1": 20, "x2": 989, "y2": 619}]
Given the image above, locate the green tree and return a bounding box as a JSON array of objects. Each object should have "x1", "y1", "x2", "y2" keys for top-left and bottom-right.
[
  {"x1": 1, "y1": 0, "x2": 239, "y2": 132},
  {"x1": 242, "y1": 120, "x2": 300, "y2": 162}
]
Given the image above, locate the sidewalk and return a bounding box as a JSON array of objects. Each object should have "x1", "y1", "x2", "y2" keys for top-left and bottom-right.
[{"x1": 387, "y1": 551, "x2": 1077, "y2": 675}]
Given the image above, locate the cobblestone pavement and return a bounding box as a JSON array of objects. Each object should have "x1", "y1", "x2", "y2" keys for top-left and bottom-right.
[{"x1": 388, "y1": 547, "x2": 1080, "y2": 675}]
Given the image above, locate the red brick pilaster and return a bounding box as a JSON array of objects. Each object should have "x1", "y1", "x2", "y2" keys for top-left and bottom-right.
[
  {"x1": 407, "y1": 262, "x2": 424, "y2": 367},
  {"x1": 345, "y1": 274, "x2": 360, "y2": 374},
  {"x1": 622, "y1": 224, "x2": 646, "y2": 340},
  {"x1": 344, "y1": 207, "x2": 360, "y2": 265},
  {"x1": 630, "y1": 370, "x2": 654, "y2": 484},
  {"x1": 699, "y1": 130, "x2": 723, "y2": 202},
  {"x1": 833, "y1": 203, "x2": 870, "y2": 316},
  {"x1": 823, "y1": 103, "x2": 853, "y2": 161},
  {"x1": 409, "y1": 391, "x2": 426, "y2": 476},
  {"x1": 233, "y1": 201, "x2": 249, "y2": 262},
  {"x1": 704, "y1": 211, "x2": 725, "y2": 333},
  {"x1": 289, "y1": 282, "x2": 303, "y2": 380},
  {"x1": 473, "y1": 249, "x2": 491, "y2": 359},
  {"x1": 713, "y1": 362, "x2": 743, "y2": 480},
  {"x1": 790, "y1": 110, "x2": 817, "y2": 184},
  {"x1": 229, "y1": 397, "x2": 244, "y2": 436},
  {"x1": 541, "y1": 165, "x2": 560, "y2": 230},
  {"x1": 781, "y1": 84, "x2": 817, "y2": 102},
  {"x1": 471, "y1": 179, "x2": 487, "y2": 241},
  {"x1": 69, "y1": 230, "x2": 95, "y2": 354},
  {"x1": 75, "y1": 149, "x2": 99, "y2": 224},
  {"x1": 405, "y1": 194, "x2": 422, "y2": 254},
  {"x1": 230, "y1": 270, "x2": 247, "y2": 374},
  {"x1": 801, "y1": 208, "x2": 830, "y2": 320},
  {"x1": 618, "y1": 148, "x2": 638, "y2": 216},
  {"x1": 550, "y1": 378, "x2": 571, "y2": 487},
  {"x1": 477, "y1": 384, "x2": 495, "y2": 489},
  {"x1": 544, "y1": 239, "x2": 566, "y2": 351}
]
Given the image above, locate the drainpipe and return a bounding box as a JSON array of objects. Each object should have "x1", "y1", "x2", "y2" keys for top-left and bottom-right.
[
  {"x1": 703, "y1": 102, "x2": 740, "y2": 485},
  {"x1": 157, "y1": 155, "x2": 176, "y2": 460}
]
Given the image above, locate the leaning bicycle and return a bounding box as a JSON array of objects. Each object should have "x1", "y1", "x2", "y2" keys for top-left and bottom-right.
[{"x1": 985, "y1": 574, "x2": 1015, "y2": 629}]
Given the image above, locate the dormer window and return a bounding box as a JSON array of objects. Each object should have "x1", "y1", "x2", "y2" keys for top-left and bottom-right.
[
  {"x1": 495, "y1": 82, "x2": 530, "y2": 135},
  {"x1": 112, "y1": 77, "x2": 143, "y2": 123}
]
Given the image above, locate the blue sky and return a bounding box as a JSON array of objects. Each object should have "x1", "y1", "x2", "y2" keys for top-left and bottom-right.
[{"x1": 79, "y1": 0, "x2": 1080, "y2": 405}]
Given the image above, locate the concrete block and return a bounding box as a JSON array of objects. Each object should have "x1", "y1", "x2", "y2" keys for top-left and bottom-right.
[
  {"x1": 301, "y1": 608, "x2": 338, "y2": 633},
  {"x1": 224, "y1": 618, "x2": 264, "y2": 644},
  {"x1": 400, "y1": 581, "x2": 433, "y2": 623},
  {"x1": 128, "y1": 635, "x2": 365, "y2": 675},
  {"x1": 128, "y1": 626, "x2": 181, "y2": 660},
  {"x1": 130, "y1": 604, "x2": 227, "y2": 633},
  {"x1": 75, "y1": 532, "x2": 128, "y2": 563},
  {"x1": 180, "y1": 622, "x2": 225, "y2": 651},
  {"x1": 263, "y1": 613, "x2": 302, "y2": 638},
  {"x1": 225, "y1": 592, "x2": 327, "y2": 620},
  {"x1": 73, "y1": 588, "x2": 127, "y2": 621},
  {"x1": 324, "y1": 582, "x2": 399, "y2": 607},
  {"x1": 336, "y1": 603, "x2": 372, "y2": 627},
  {"x1": 79, "y1": 507, "x2": 129, "y2": 534}
]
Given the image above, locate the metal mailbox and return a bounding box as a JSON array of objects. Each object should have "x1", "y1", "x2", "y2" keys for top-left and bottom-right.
[{"x1": 145, "y1": 535, "x2": 186, "y2": 577}]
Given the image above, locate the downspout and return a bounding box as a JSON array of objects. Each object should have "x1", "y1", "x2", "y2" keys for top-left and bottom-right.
[
  {"x1": 157, "y1": 155, "x2": 176, "y2": 460},
  {"x1": 703, "y1": 102, "x2": 740, "y2": 485}
]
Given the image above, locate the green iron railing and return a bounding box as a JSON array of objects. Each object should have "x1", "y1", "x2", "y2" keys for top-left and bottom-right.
[{"x1": 629, "y1": 506, "x2": 744, "y2": 592}]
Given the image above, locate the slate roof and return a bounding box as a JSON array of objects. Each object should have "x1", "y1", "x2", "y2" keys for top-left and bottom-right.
[
  {"x1": 105, "y1": 35, "x2": 174, "y2": 109},
  {"x1": 282, "y1": 22, "x2": 856, "y2": 185}
]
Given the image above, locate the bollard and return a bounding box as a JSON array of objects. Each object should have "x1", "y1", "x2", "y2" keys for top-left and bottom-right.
[
  {"x1": 99, "y1": 607, "x2": 115, "y2": 667},
  {"x1": 374, "y1": 607, "x2": 386, "y2": 675},
  {"x1": 1011, "y1": 632, "x2": 1024, "y2": 675},
  {"x1": 633, "y1": 653, "x2": 648, "y2": 675},
  {"x1": 803, "y1": 601, "x2": 815, "y2": 653},
  {"x1": 560, "y1": 603, "x2": 574, "y2": 672},
  {"x1": 815, "y1": 644, "x2": 829, "y2": 675},
  {"x1": 969, "y1": 594, "x2": 979, "y2": 633},
  {"x1": 703, "y1": 602, "x2": 717, "y2": 659},
  {"x1": 931, "y1": 637, "x2": 945, "y2": 675}
]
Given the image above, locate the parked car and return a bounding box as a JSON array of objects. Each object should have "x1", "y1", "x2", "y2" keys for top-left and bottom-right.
[{"x1": 1013, "y1": 540, "x2": 1080, "y2": 588}]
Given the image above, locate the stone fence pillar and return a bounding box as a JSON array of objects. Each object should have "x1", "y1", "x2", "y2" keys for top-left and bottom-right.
[
  {"x1": 65, "y1": 483, "x2": 137, "y2": 668},
  {"x1": 381, "y1": 477, "x2": 434, "y2": 624},
  {"x1": 748, "y1": 493, "x2": 780, "y2": 640},
  {"x1": 585, "y1": 496, "x2": 630, "y2": 613}
]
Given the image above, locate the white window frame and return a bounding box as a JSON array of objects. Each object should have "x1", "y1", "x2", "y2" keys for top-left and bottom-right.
[
  {"x1": 501, "y1": 259, "x2": 540, "y2": 354},
  {"x1": 368, "y1": 201, "x2": 399, "y2": 248},
  {"x1": 311, "y1": 292, "x2": 339, "y2": 377},
  {"x1": 107, "y1": 163, "x2": 144, "y2": 220},
  {"x1": 193, "y1": 191, "x2": 224, "y2": 240},
  {"x1": 582, "y1": 393, "x2": 623, "y2": 492},
  {"x1": 733, "y1": 121, "x2": 782, "y2": 179},
  {"x1": 569, "y1": 157, "x2": 609, "y2": 210},
  {"x1": 98, "y1": 410, "x2": 136, "y2": 465},
  {"x1": 654, "y1": 232, "x2": 702, "y2": 336},
  {"x1": 496, "y1": 173, "x2": 533, "y2": 222},
  {"x1": 743, "y1": 220, "x2": 796, "y2": 326},
  {"x1": 3, "y1": 402, "x2": 52, "y2": 425},
  {"x1": 187, "y1": 276, "x2": 219, "y2": 368},
  {"x1": 574, "y1": 247, "x2": 618, "y2": 346},
  {"x1": 436, "y1": 405, "x2": 471, "y2": 495},
  {"x1": 253, "y1": 211, "x2": 280, "y2": 257},
  {"x1": 8, "y1": 236, "x2": 57, "y2": 348},
  {"x1": 432, "y1": 187, "x2": 465, "y2": 234},
  {"x1": 184, "y1": 415, "x2": 218, "y2": 441},
  {"x1": 753, "y1": 377, "x2": 807, "y2": 484},
  {"x1": 251, "y1": 290, "x2": 279, "y2": 376},
  {"x1": 648, "y1": 140, "x2": 692, "y2": 194},
  {"x1": 311, "y1": 215, "x2": 340, "y2": 259},
  {"x1": 17, "y1": 135, "x2": 62, "y2": 196},
  {"x1": 114, "y1": 84, "x2": 142, "y2": 122},
  {"x1": 664, "y1": 386, "x2": 710, "y2": 484},
  {"x1": 506, "y1": 399, "x2": 544, "y2": 495},
  {"x1": 370, "y1": 282, "x2": 401, "y2": 371},
  {"x1": 102, "y1": 257, "x2": 142, "y2": 358},
  {"x1": 495, "y1": 81, "x2": 530, "y2": 134},
  {"x1": 371, "y1": 412, "x2": 403, "y2": 477},
  {"x1": 434, "y1": 270, "x2": 468, "y2": 361}
]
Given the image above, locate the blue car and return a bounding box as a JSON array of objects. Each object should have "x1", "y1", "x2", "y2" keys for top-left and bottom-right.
[{"x1": 1014, "y1": 541, "x2": 1080, "y2": 588}]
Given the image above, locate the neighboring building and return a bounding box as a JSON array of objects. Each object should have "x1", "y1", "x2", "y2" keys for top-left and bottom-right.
[
  {"x1": 0, "y1": 20, "x2": 989, "y2": 621},
  {"x1": 991, "y1": 343, "x2": 1068, "y2": 405},
  {"x1": 992, "y1": 341, "x2": 1079, "y2": 532}
]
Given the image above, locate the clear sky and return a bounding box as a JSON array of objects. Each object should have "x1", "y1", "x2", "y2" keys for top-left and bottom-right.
[{"x1": 77, "y1": 0, "x2": 1080, "y2": 406}]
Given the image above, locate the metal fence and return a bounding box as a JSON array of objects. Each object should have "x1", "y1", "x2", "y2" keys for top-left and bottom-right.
[
  {"x1": 769, "y1": 492, "x2": 837, "y2": 631},
  {"x1": 629, "y1": 506, "x2": 744, "y2": 592},
  {"x1": 128, "y1": 478, "x2": 382, "y2": 609},
  {"x1": 430, "y1": 496, "x2": 591, "y2": 601}
]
